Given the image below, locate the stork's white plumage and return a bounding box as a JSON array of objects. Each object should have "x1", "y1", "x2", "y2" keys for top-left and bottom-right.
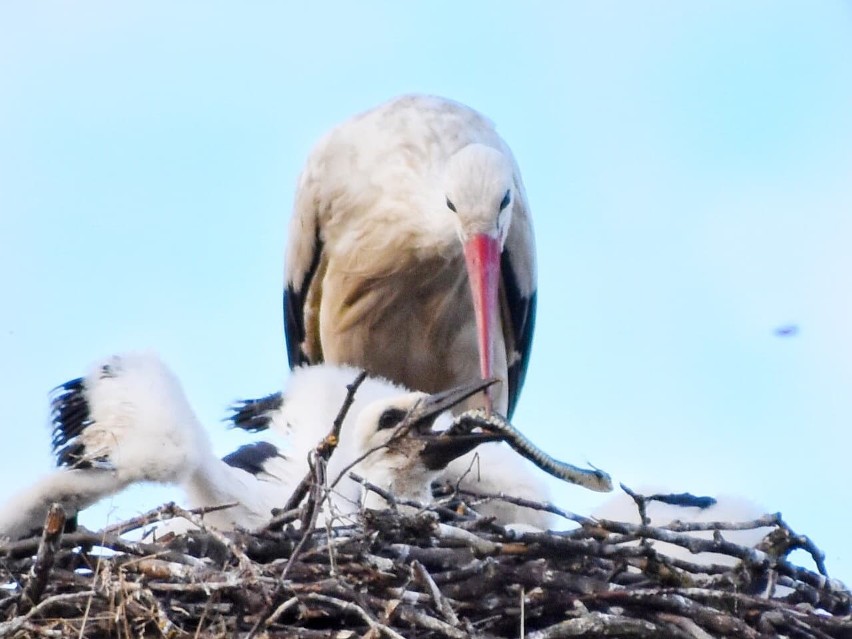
[
  {"x1": 0, "y1": 354, "x2": 501, "y2": 539},
  {"x1": 284, "y1": 95, "x2": 536, "y2": 417},
  {"x1": 0, "y1": 353, "x2": 295, "y2": 536},
  {"x1": 233, "y1": 363, "x2": 506, "y2": 518},
  {"x1": 592, "y1": 488, "x2": 771, "y2": 567},
  {"x1": 233, "y1": 372, "x2": 559, "y2": 529}
]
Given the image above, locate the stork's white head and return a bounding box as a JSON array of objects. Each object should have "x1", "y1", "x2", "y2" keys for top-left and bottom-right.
[
  {"x1": 443, "y1": 143, "x2": 515, "y2": 246},
  {"x1": 343, "y1": 378, "x2": 503, "y2": 509},
  {"x1": 443, "y1": 143, "x2": 516, "y2": 407}
]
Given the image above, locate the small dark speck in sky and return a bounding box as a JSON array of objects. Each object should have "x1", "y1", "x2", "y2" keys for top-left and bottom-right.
[{"x1": 774, "y1": 324, "x2": 799, "y2": 337}]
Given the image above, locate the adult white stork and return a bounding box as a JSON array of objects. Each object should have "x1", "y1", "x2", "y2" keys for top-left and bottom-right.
[
  {"x1": 284, "y1": 94, "x2": 536, "y2": 417},
  {"x1": 0, "y1": 353, "x2": 501, "y2": 539}
]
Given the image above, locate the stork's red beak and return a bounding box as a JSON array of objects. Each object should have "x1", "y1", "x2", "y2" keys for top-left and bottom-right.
[{"x1": 463, "y1": 233, "x2": 501, "y2": 412}]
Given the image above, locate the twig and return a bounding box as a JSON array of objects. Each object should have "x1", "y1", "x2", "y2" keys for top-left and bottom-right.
[
  {"x1": 166, "y1": 504, "x2": 255, "y2": 573},
  {"x1": 622, "y1": 483, "x2": 651, "y2": 528},
  {"x1": 411, "y1": 560, "x2": 460, "y2": 627},
  {"x1": 525, "y1": 611, "x2": 662, "y2": 638},
  {"x1": 280, "y1": 371, "x2": 368, "y2": 514},
  {"x1": 18, "y1": 503, "x2": 66, "y2": 614},
  {"x1": 395, "y1": 604, "x2": 470, "y2": 639},
  {"x1": 591, "y1": 518, "x2": 773, "y2": 564},
  {"x1": 660, "y1": 515, "x2": 779, "y2": 533},
  {"x1": 102, "y1": 501, "x2": 238, "y2": 537},
  {"x1": 436, "y1": 523, "x2": 500, "y2": 555},
  {"x1": 264, "y1": 596, "x2": 300, "y2": 627},
  {"x1": 772, "y1": 516, "x2": 829, "y2": 577},
  {"x1": 350, "y1": 473, "x2": 460, "y2": 519},
  {"x1": 247, "y1": 453, "x2": 327, "y2": 637},
  {"x1": 2, "y1": 475, "x2": 850, "y2": 638},
  {"x1": 304, "y1": 593, "x2": 407, "y2": 639},
  {"x1": 261, "y1": 507, "x2": 302, "y2": 532},
  {"x1": 439, "y1": 484, "x2": 593, "y2": 526},
  {"x1": 1, "y1": 527, "x2": 205, "y2": 566},
  {"x1": 0, "y1": 592, "x2": 97, "y2": 636}
]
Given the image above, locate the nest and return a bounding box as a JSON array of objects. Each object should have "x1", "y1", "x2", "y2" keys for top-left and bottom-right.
[{"x1": 1, "y1": 483, "x2": 849, "y2": 639}]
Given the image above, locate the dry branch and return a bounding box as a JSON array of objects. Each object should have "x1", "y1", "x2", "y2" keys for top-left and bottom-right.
[{"x1": 2, "y1": 483, "x2": 849, "y2": 639}]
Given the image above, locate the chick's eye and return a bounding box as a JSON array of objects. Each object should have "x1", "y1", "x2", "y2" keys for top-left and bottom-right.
[
  {"x1": 377, "y1": 408, "x2": 407, "y2": 431},
  {"x1": 499, "y1": 190, "x2": 511, "y2": 211},
  {"x1": 446, "y1": 197, "x2": 457, "y2": 213}
]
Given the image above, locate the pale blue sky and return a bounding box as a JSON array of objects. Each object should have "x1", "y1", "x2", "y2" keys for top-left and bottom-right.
[{"x1": 1, "y1": 2, "x2": 851, "y2": 583}]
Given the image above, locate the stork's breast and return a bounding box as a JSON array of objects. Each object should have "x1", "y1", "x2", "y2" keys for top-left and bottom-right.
[{"x1": 317, "y1": 254, "x2": 489, "y2": 397}]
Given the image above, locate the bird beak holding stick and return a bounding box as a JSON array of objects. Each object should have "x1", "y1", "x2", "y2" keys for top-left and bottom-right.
[{"x1": 409, "y1": 378, "x2": 506, "y2": 470}]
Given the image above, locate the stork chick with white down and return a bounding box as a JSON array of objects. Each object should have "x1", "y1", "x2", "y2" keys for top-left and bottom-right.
[
  {"x1": 0, "y1": 353, "x2": 501, "y2": 540},
  {"x1": 233, "y1": 375, "x2": 567, "y2": 530},
  {"x1": 285, "y1": 95, "x2": 536, "y2": 416},
  {"x1": 592, "y1": 488, "x2": 772, "y2": 568}
]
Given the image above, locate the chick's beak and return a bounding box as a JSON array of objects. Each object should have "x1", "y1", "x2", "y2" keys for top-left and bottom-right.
[
  {"x1": 419, "y1": 431, "x2": 504, "y2": 471},
  {"x1": 412, "y1": 377, "x2": 505, "y2": 471},
  {"x1": 407, "y1": 377, "x2": 499, "y2": 429}
]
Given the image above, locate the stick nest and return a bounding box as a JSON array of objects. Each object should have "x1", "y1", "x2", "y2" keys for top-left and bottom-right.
[{"x1": 1, "y1": 485, "x2": 849, "y2": 639}]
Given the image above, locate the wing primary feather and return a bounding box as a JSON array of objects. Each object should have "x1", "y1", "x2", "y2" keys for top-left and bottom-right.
[
  {"x1": 55, "y1": 441, "x2": 90, "y2": 469},
  {"x1": 648, "y1": 492, "x2": 718, "y2": 509},
  {"x1": 283, "y1": 225, "x2": 324, "y2": 368},
  {"x1": 49, "y1": 377, "x2": 92, "y2": 461},
  {"x1": 221, "y1": 441, "x2": 283, "y2": 476},
  {"x1": 500, "y1": 250, "x2": 536, "y2": 419},
  {"x1": 228, "y1": 392, "x2": 283, "y2": 432}
]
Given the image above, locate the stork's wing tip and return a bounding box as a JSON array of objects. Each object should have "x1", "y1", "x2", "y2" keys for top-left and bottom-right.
[
  {"x1": 648, "y1": 492, "x2": 718, "y2": 510},
  {"x1": 226, "y1": 392, "x2": 283, "y2": 432},
  {"x1": 222, "y1": 441, "x2": 283, "y2": 476},
  {"x1": 49, "y1": 376, "x2": 92, "y2": 466}
]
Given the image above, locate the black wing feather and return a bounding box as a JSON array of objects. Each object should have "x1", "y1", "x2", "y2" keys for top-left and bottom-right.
[
  {"x1": 50, "y1": 377, "x2": 94, "y2": 468},
  {"x1": 501, "y1": 251, "x2": 536, "y2": 420},
  {"x1": 648, "y1": 492, "x2": 717, "y2": 509},
  {"x1": 228, "y1": 392, "x2": 283, "y2": 433},
  {"x1": 222, "y1": 441, "x2": 282, "y2": 476},
  {"x1": 283, "y1": 227, "x2": 324, "y2": 369}
]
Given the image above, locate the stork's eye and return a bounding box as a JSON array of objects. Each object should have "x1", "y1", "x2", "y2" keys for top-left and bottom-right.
[
  {"x1": 446, "y1": 197, "x2": 457, "y2": 213},
  {"x1": 377, "y1": 407, "x2": 408, "y2": 431},
  {"x1": 499, "y1": 190, "x2": 511, "y2": 211}
]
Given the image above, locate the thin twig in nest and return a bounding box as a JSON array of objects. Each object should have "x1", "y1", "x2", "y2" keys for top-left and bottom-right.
[
  {"x1": 2, "y1": 481, "x2": 850, "y2": 638},
  {"x1": 18, "y1": 503, "x2": 66, "y2": 614},
  {"x1": 279, "y1": 370, "x2": 368, "y2": 515}
]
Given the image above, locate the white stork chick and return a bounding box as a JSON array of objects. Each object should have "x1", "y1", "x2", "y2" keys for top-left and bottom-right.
[
  {"x1": 228, "y1": 364, "x2": 508, "y2": 519},
  {"x1": 0, "y1": 353, "x2": 293, "y2": 538},
  {"x1": 285, "y1": 94, "x2": 536, "y2": 417},
  {"x1": 442, "y1": 445, "x2": 556, "y2": 530},
  {"x1": 591, "y1": 487, "x2": 771, "y2": 567},
  {"x1": 0, "y1": 354, "x2": 498, "y2": 539},
  {"x1": 322, "y1": 378, "x2": 504, "y2": 515},
  {"x1": 233, "y1": 370, "x2": 559, "y2": 530}
]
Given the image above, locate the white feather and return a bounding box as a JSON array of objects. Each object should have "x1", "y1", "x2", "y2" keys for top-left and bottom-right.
[
  {"x1": 592, "y1": 487, "x2": 771, "y2": 567},
  {"x1": 3, "y1": 355, "x2": 551, "y2": 537}
]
